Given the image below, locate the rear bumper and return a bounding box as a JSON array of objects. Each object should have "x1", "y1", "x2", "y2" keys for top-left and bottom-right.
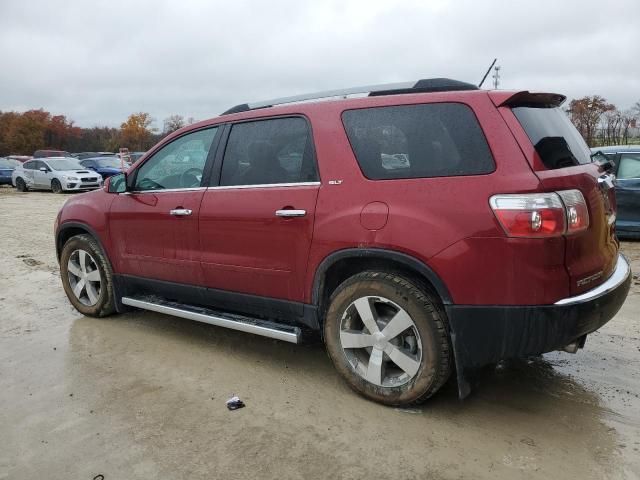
[{"x1": 446, "y1": 254, "x2": 631, "y2": 373}]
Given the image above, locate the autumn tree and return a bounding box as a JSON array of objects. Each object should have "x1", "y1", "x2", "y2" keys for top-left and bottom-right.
[
  {"x1": 120, "y1": 112, "x2": 156, "y2": 151},
  {"x1": 567, "y1": 96, "x2": 613, "y2": 147},
  {"x1": 67, "y1": 126, "x2": 121, "y2": 152},
  {"x1": 162, "y1": 114, "x2": 185, "y2": 135},
  {"x1": 44, "y1": 114, "x2": 81, "y2": 150}
]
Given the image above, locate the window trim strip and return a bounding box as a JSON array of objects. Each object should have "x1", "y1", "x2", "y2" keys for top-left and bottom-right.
[
  {"x1": 123, "y1": 187, "x2": 207, "y2": 195},
  {"x1": 208, "y1": 181, "x2": 321, "y2": 190}
]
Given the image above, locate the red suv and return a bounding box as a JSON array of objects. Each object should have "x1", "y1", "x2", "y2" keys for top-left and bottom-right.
[{"x1": 54, "y1": 78, "x2": 631, "y2": 405}]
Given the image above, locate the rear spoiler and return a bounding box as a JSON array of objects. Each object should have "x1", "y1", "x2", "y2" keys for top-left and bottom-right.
[{"x1": 489, "y1": 90, "x2": 566, "y2": 108}]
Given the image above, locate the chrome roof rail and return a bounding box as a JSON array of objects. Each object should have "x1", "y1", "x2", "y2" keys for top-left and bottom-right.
[{"x1": 221, "y1": 78, "x2": 477, "y2": 115}]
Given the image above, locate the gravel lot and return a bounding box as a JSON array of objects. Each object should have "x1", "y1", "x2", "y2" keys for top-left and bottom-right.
[{"x1": 1, "y1": 186, "x2": 639, "y2": 480}]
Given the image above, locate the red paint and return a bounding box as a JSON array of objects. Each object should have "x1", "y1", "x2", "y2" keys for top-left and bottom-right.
[
  {"x1": 198, "y1": 185, "x2": 319, "y2": 299},
  {"x1": 57, "y1": 88, "x2": 618, "y2": 307},
  {"x1": 360, "y1": 202, "x2": 389, "y2": 231}
]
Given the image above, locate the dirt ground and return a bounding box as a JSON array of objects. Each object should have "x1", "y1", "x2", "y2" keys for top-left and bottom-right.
[{"x1": 1, "y1": 186, "x2": 639, "y2": 480}]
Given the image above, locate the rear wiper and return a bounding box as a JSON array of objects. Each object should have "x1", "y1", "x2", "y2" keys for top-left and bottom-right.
[{"x1": 591, "y1": 150, "x2": 615, "y2": 172}]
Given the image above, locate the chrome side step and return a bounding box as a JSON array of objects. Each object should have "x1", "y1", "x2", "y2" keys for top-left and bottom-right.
[{"x1": 121, "y1": 296, "x2": 301, "y2": 344}]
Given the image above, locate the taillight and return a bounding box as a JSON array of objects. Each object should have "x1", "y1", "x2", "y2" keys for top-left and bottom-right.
[
  {"x1": 490, "y1": 190, "x2": 589, "y2": 238},
  {"x1": 557, "y1": 190, "x2": 589, "y2": 233}
]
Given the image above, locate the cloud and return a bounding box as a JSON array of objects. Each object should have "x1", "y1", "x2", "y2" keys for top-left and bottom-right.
[{"x1": 1, "y1": 0, "x2": 638, "y2": 127}]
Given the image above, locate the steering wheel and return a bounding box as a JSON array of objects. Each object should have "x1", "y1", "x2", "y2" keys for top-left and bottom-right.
[{"x1": 180, "y1": 168, "x2": 202, "y2": 188}]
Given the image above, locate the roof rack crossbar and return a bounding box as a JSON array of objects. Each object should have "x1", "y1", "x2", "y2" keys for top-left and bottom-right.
[{"x1": 221, "y1": 78, "x2": 477, "y2": 115}]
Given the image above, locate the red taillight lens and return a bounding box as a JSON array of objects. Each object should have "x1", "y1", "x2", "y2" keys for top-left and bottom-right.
[
  {"x1": 490, "y1": 190, "x2": 589, "y2": 238},
  {"x1": 490, "y1": 193, "x2": 566, "y2": 238}
]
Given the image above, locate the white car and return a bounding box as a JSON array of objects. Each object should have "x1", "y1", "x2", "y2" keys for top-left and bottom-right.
[{"x1": 12, "y1": 157, "x2": 103, "y2": 193}]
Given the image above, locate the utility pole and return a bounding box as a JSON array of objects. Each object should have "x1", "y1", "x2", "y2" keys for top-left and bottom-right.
[{"x1": 492, "y1": 65, "x2": 501, "y2": 89}]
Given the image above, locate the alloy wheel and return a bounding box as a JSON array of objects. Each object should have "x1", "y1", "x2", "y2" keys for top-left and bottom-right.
[
  {"x1": 67, "y1": 249, "x2": 102, "y2": 306},
  {"x1": 339, "y1": 296, "x2": 422, "y2": 387}
]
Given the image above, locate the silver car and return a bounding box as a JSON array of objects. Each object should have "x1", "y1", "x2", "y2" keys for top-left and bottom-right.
[{"x1": 12, "y1": 157, "x2": 103, "y2": 193}]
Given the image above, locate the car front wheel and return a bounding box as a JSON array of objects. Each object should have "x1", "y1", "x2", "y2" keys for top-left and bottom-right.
[
  {"x1": 51, "y1": 179, "x2": 63, "y2": 194},
  {"x1": 324, "y1": 271, "x2": 452, "y2": 406},
  {"x1": 15, "y1": 177, "x2": 28, "y2": 192},
  {"x1": 59, "y1": 234, "x2": 116, "y2": 317}
]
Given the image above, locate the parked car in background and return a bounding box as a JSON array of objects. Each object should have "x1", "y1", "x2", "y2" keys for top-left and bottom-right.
[
  {"x1": 0, "y1": 157, "x2": 21, "y2": 185},
  {"x1": 72, "y1": 152, "x2": 116, "y2": 160},
  {"x1": 33, "y1": 149, "x2": 72, "y2": 158},
  {"x1": 54, "y1": 78, "x2": 630, "y2": 405},
  {"x1": 591, "y1": 146, "x2": 640, "y2": 238},
  {"x1": 79, "y1": 156, "x2": 124, "y2": 179},
  {"x1": 129, "y1": 151, "x2": 146, "y2": 162},
  {"x1": 115, "y1": 151, "x2": 145, "y2": 165},
  {"x1": 6, "y1": 155, "x2": 32, "y2": 163},
  {"x1": 13, "y1": 157, "x2": 102, "y2": 193}
]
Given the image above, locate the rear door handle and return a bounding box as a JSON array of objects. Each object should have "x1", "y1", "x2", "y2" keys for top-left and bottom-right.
[
  {"x1": 275, "y1": 209, "x2": 306, "y2": 218},
  {"x1": 170, "y1": 208, "x2": 193, "y2": 216}
]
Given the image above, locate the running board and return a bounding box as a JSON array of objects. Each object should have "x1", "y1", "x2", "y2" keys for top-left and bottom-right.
[{"x1": 121, "y1": 296, "x2": 301, "y2": 344}]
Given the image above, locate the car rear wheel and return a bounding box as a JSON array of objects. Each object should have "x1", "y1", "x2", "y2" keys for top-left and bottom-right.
[
  {"x1": 15, "y1": 177, "x2": 28, "y2": 192},
  {"x1": 324, "y1": 271, "x2": 452, "y2": 405},
  {"x1": 51, "y1": 179, "x2": 63, "y2": 194},
  {"x1": 60, "y1": 234, "x2": 116, "y2": 317}
]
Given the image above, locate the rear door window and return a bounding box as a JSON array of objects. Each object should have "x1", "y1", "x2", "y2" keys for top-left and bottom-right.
[
  {"x1": 342, "y1": 103, "x2": 494, "y2": 180},
  {"x1": 512, "y1": 107, "x2": 591, "y2": 169},
  {"x1": 219, "y1": 117, "x2": 319, "y2": 186}
]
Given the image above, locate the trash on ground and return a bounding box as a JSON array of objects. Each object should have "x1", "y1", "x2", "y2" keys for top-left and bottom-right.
[{"x1": 226, "y1": 395, "x2": 245, "y2": 411}]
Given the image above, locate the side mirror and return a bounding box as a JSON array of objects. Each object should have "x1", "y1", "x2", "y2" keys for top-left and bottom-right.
[
  {"x1": 591, "y1": 151, "x2": 615, "y2": 173},
  {"x1": 39, "y1": 167, "x2": 49, "y2": 172},
  {"x1": 107, "y1": 172, "x2": 127, "y2": 193}
]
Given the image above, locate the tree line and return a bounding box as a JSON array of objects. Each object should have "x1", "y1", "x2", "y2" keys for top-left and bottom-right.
[
  {"x1": 567, "y1": 97, "x2": 640, "y2": 147},
  {"x1": 1, "y1": 96, "x2": 639, "y2": 156},
  {"x1": 0, "y1": 110, "x2": 195, "y2": 156}
]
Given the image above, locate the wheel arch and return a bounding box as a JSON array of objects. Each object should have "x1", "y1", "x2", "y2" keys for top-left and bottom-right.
[
  {"x1": 312, "y1": 248, "x2": 453, "y2": 315},
  {"x1": 56, "y1": 222, "x2": 110, "y2": 264},
  {"x1": 56, "y1": 221, "x2": 126, "y2": 313}
]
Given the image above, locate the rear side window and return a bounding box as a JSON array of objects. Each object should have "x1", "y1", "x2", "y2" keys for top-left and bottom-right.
[
  {"x1": 342, "y1": 103, "x2": 494, "y2": 180},
  {"x1": 512, "y1": 107, "x2": 591, "y2": 169},
  {"x1": 220, "y1": 117, "x2": 319, "y2": 186}
]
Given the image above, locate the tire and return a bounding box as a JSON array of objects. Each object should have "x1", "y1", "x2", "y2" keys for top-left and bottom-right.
[
  {"x1": 59, "y1": 234, "x2": 116, "y2": 317},
  {"x1": 324, "y1": 271, "x2": 452, "y2": 406},
  {"x1": 51, "y1": 179, "x2": 63, "y2": 194},
  {"x1": 15, "y1": 177, "x2": 28, "y2": 192}
]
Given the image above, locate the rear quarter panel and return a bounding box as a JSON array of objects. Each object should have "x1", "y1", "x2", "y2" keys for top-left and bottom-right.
[{"x1": 304, "y1": 92, "x2": 566, "y2": 305}]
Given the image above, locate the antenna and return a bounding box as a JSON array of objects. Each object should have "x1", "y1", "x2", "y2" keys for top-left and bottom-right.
[
  {"x1": 492, "y1": 65, "x2": 501, "y2": 89},
  {"x1": 478, "y1": 58, "x2": 497, "y2": 88}
]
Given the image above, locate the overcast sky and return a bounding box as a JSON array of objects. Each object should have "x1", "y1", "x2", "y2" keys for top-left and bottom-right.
[{"x1": 1, "y1": 0, "x2": 638, "y2": 128}]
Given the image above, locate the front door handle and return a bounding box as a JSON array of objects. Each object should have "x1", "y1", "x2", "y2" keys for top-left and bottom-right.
[
  {"x1": 170, "y1": 208, "x2": 193, "y2": 216},
  {"x1": 275, "y1": 209, "x2": 306, "y2": 218}
]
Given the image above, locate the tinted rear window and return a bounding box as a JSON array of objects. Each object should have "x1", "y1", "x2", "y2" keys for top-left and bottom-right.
[
  {"x1": 512, "y1": 107, "x2": 591, "y2": 169},
  {"x1": 342, "y1": 103, "x2": 494, "y2": 180}
]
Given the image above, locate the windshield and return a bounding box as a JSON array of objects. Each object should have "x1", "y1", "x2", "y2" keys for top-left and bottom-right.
[
  {"x1": 96, "y1": 158, "x2": 122, "y2": 168},
  {"x1": 512, "y1": 107, "x2": 591, "y2": 169},
  {"x1": 0, "y1": 158, "x2": 19, "y2": 168},
  {"x1": 47, "y1": 158, "x2": 84, "y2": 171}
]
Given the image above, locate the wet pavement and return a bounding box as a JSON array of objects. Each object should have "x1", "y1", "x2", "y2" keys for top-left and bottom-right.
[{"x1": 1, "y1": 187, "x2": 639, "y2": 479}]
